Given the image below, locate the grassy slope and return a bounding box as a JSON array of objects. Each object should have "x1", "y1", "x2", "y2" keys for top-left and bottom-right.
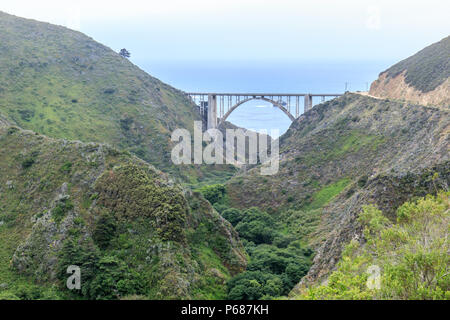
[
  {"x1": 382, "y1": 35, "x2": 450, "y2": 93},
  {"x1": 0, "y1": 11, "x2": 233, "y2": 182}
]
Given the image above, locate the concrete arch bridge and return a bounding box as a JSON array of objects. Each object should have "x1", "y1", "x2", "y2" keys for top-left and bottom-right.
[{"x1": 186, "y1": 92, "x2": 343, "y2": 129}]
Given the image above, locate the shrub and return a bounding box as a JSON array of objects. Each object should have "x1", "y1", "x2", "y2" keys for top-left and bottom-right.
[
  {"x1": 212, "y1": 203, "x2": 228, "y2": 214},
  {"x1": 103, "y1": 88, "x2": 115, "y2": 94},
  {"x1": 197, "y1": 184, "x2": 226, "y2": 205},
  {"x1": 17, "y1": 109, "x2": 34, "y2": 121},
  {"x1": 11, "y1": 284, "x2": 46, "y2": 300},
  {"x1": 227, "y1": 271, "x2": 284, "y2": 300},
  {"x1": 234, "y1": 208, "x2": 275, "y2": 244},
  {"x1": 52, "y1": 199, "x2": 74, "y2": 223},
  {"x1": 0, "y1": 291, "x2": 19, "y2": 300},
  {"x1": 94, "y1": 165, "x2": 187, "y2": 241},
  {"x1": 221, "y1": 208, "x2": 243, "y2": 226},
  {"x1": 60, "y1": 162, "x2": 73, "y2": 174},
  {"x1": 357, "y1": 175, "x2": 368, "y2": 188},
  {"x1": 235, "y1": 220, "x2": 274, "y2": 245},
  {"x1": 21, "y1": 158, "x2": 35, "y2": 169},
  {"x1": 93, "y1": 210, "x2": 117, "y2": 249},
  {"x1": 89, "y1": 255, "x2": 144, "y2": 300},
  {"x1": 119, "y1": 117, "x2": 133, "y2": 131},
  {"x1": 299, "y1": 192, "x2": 450, "y2": 300},
  {"x1": 246, "y1": 245, "x2": 310, "y2": 294},
  {"x1": 57, "y1": 237, "x2": 100, "y2": 299}
]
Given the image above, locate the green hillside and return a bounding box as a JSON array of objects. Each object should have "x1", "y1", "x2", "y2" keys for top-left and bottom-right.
[
  {"x1": 0, "y1": 120, "x2": 246, "y2": 299},
  {"x1": 0, "y1": 11, "x2": 207, "y2": 178}
]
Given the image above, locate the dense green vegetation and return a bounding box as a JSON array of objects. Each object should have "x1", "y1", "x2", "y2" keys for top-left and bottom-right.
[
  {"x1": 219, "y1": 206, "x2": 313, "y2": 300},
  {"x1": 383, "y1": 35, "x2": 449, "y2": 92},
  {"x1": 196, "y1": 184, "x2": 227, "y2": 205},
  {"x1": 297, "y1": 192, "x2": 450, "y2": 300},
  {"x1": 0, "y1": 124, "x2": 246, "y2": 300},
  {"x1": 0, "y1": 225, "x2": 62, "y2": 300},
  {"x1": 94, "y1": 165, "x2": 188, "y2": 242},
  {"x1": 197, "y1": 186, "x2": 315, "y2": 300}
]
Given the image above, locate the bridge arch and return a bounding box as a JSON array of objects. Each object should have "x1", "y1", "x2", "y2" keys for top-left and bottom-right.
[{"x1": 219, "y1": 97, "x2": 295, "y2": 126}]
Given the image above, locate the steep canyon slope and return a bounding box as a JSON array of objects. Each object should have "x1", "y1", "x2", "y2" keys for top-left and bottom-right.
[
  {"x1": 0, "y1": 119, "x2": 246, "y2": 299},
  {"x1": 226, "y1": 37, "x2": 449, "y2": 293}
]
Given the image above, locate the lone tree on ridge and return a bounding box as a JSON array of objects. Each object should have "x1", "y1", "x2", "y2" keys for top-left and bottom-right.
[{"x1": 119, "y1": 48, "x2": 131, "y2": 58}]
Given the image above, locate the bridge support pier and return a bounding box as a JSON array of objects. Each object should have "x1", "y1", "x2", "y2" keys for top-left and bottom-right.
[
  {"x1": 304, "y1": 94, "x2": 313, "y2": 112},
  {"x1": 207, "y1": 94, "x2": 217, "y2": 129}
]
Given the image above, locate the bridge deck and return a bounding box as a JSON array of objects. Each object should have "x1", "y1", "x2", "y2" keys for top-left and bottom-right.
[{"x1": 186, "y1": 92, "x2": 343, "y2": 97}]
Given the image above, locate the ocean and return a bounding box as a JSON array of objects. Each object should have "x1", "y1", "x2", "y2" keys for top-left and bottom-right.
[{"x1": 135, "y1": 59, "x2": 393, "y2": 137}]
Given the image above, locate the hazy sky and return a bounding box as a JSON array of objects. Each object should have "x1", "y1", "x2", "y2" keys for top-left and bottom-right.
[{"x1": 1, "y1": 0, "x2": 449, "y2": 63}]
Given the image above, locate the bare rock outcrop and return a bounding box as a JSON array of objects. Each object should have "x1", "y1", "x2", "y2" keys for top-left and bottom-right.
[
  {"x1": 370, "y1": 71, "x2": 449, "y2": 106},
  {"x1": 369, "y1": 35, "x2": 449, "y2": 106}
]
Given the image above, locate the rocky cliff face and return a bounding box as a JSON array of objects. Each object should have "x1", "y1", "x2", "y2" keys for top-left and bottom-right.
[
  {"x1": 227, "y1": 94, "x2": 449, "y2": 211},
  {"x1": 292, "y1": 162, "x2": 449, "y2": 290},
  {"x1": 369, "y1": 36, "x2": 450, "y2": 106},
  {"x1": 370, "y1": 71, "x2": 449, "y2": 107}
]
